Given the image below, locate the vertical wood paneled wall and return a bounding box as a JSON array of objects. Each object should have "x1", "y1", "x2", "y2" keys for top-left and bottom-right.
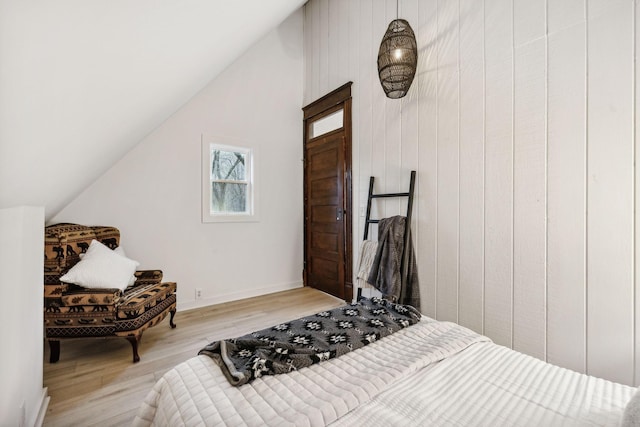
[{"x1": 304, "y1": 0, "x2": 639, "y2": 386}]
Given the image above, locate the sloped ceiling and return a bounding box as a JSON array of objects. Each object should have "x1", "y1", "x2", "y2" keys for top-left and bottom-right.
[{"x1": 0, "y1": 0, "x2": 306, "y2": 220}]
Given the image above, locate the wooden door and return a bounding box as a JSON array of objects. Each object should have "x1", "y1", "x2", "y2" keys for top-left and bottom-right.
[{"x1": 303, "y1": 83, "x2": 352, "y2": 302}]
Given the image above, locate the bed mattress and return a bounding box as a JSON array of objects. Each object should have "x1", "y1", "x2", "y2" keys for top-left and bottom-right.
[{"x1": 133, "y1": 318, "x2": 636, "y2": 426}]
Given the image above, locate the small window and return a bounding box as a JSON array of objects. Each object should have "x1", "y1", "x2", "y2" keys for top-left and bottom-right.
[
  {"x1": 202, "y1": 140, "x2": 258, "y2": 222},
  {"x1": 309, "y1": 109, "x2": 343, "y2": 138}
]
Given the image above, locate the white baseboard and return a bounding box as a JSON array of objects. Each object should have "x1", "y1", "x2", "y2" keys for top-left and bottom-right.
[
  {"x1": 31, "y1": 388, "x2": 49, "y2": 427},
  {"x1": 177, "y1": 281, "x2": 303, "y2": 312}
]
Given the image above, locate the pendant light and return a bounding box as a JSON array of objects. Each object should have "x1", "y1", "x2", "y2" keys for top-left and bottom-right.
[{"x1": 377, "y1": 1, "x2": 417, "y2": 99}]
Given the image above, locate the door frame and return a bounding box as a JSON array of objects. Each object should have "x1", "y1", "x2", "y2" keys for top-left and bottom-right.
[{"x1": 302, "y1": 82, "x2": 353, "y2": 302}]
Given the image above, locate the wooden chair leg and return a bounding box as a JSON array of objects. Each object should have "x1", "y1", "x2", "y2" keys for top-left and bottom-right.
[
  {"x1": 169, "y1": 308, "x2": 177, "y2": 329},
  {"x1": 49, "y1": 340, "x2": 60, "y2": 363},
  {"x1": 126, "y1": 336, "x2": 141, "y2": 363}
]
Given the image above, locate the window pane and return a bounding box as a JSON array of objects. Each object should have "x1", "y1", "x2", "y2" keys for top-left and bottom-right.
[
  {"x1": 310, "y1": 109, "x2": 343, "y2": 138},
  {"x1": 211, "y1": 182, "x2": 247, "y2": 213},
  {"x1": 211, "y1": 149, "x2": 246, "y2": 180}
]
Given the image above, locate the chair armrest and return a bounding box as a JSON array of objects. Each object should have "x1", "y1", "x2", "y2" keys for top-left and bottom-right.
[
  {"x1": 132, "y1": 270, "x2": 163, "y2": 287},
  {"x1": 61, "y1": 285, "x2": 121, "y2": 307}
]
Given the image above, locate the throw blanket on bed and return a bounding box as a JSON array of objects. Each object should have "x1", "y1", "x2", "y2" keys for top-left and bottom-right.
[
  {"x1": 198, "y1": 297, "x2": 421, "y2": 386},
  {"x1": 367, "y1": 216, "x2": 421, "y2": 310}
]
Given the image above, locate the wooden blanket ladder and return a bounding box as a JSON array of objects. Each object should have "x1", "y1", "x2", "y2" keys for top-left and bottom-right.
[{"x1": 357, "y1": 170, "x2": 416, "y2": 301}]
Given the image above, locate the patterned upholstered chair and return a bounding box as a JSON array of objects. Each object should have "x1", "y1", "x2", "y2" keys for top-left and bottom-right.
[{"x1": 44, "y1": 223, "x2": 177, "y2": 363}]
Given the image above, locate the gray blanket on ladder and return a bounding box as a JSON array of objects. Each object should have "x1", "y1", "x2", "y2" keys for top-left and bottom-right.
[{"x1": 367, "y1": 215, "x2": 421, "y2": 310}]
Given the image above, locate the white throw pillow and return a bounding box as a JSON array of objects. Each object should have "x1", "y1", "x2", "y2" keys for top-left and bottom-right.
[
  {"x1": 78, "y1": 245, "x2": 138, "y2": 287},
  {"x1": 114, "y1": 246, "x2": 138, "y2": 287},
  {"x1": 80, "y1": 245, "x2": 129, "y2": 259},
  {"x1": 60, "y1": 239, "x2": 139, "y2": 291}
]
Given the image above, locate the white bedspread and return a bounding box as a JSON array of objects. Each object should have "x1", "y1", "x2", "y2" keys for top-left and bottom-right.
[
  {"x1": 134, "y1": 319, "x2": 486, "y2": 426},
  {"x1": 332, "y1": 341, "x2": 636, "y2": 426},
  {"x1": 133, "y1": 319, "x2": 636, "y2": 426}
]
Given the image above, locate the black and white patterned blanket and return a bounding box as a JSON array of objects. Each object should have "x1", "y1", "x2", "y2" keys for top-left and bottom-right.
[{"x1": 199, "y1": 297, "x2": 421, "y2": 386}]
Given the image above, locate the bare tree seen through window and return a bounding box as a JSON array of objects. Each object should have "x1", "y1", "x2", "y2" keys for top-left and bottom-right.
[{"x1": 210, "y1": 148, "x2": 248, "y2": 213}]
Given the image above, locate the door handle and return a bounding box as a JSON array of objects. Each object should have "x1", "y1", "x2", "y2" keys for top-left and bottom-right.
[{"x1": 336, "y1": 208, "x2": 344, "y2": 221}]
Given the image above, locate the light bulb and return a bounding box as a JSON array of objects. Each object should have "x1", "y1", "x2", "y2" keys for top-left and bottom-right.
[{"x1": 394, "y1": 48, "x2": 403, "y2": 60}]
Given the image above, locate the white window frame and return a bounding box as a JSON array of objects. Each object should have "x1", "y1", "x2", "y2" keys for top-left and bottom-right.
[{"x1": 201, "y1": 138, "x2": 259, "y2": 223}]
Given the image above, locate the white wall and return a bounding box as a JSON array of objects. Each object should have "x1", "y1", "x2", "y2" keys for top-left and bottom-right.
[
  {"x1": 0, "y1": 206, "x2": 47, "y2": 427},
  {"x1": 304, "y1": 0, "x2": 640, "y2": 386},
  {"x1": 52, "y1": 10, "x2": 304, "y2": 311},
  {"x1": 0, "y1": 0, "x2": 305, "y2": 220}
]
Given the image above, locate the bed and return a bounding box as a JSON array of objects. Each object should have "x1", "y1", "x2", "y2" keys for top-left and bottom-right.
[{"x1": 133, "y1": 299, "x2": 638, "y2": 426}]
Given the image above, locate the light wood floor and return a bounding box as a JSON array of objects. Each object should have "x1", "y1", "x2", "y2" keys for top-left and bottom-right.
[{"x1": 43, "y1": 287, "x2": 345, "y2": 426}]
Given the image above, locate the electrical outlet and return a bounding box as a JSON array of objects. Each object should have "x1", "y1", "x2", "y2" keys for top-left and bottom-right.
[{"x1": 195, "y1": 288, "x2": 202, "y2": 299}]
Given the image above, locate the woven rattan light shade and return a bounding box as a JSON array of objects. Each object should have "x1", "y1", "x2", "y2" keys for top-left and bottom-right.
[{"x1": 377, "y1": 19, "x2": 418, "y2": 99}]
